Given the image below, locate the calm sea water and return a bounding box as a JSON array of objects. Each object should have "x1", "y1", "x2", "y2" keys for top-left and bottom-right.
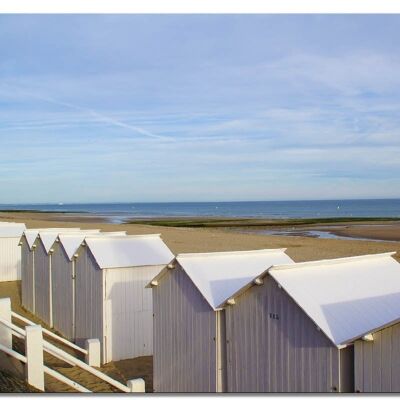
[{"x1": 1, "y1": 199, "x2": 400, "y2": 223}]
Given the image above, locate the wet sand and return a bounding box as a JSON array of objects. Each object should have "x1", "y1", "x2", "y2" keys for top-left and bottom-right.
[
  {"x1": 238, "y1": 222, "x2": 400, "y2": 242},
  {"x1": 320, "y1": 223, "x2": 400, "y2": 241},
  {"x1": 1, "y1": 211, "x2": 399, "y2": 261}
]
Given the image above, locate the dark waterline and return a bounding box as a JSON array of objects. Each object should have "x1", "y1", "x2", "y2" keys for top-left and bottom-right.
[
  {"x1": 1, "y1": 199, "x2": 400, "y2": 223},
  {"x1": 240, "y1": 228, "x2": 398, "y2": 243}
]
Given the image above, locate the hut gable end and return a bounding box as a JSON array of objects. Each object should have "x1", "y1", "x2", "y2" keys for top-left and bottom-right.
[
  {"x1": 355, "y1": 321, "x2": 400, "y2": 392},
  {"x1": 51, "y1": 241, "x2": 75, "y2": 339},
  {"x1": 33, "y1": 237, "x2": 52, "y2": 323},
  {"x1": 269, "y1": 252, "x2": 400, "y2": 347},
  {"x1": 153, "y1": 263, "x2": 217, "y2": 392},
  {"x1": 74, "y1": 244, "x2": 104, "y2": 348},
  {"x1": 225, "y1": 275, "x2": 341, "y2": 393},
  {"x1": 21, "y1": 234, "x2": 35, "y2": 311}
]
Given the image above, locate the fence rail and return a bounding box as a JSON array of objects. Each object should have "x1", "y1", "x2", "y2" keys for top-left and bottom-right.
[
  {"x1": 43, "y1": 366, "x2": 91, "y2": 393},
  {"x1": 0, "y1": 298, "x2": 145, "y2": 393},
  {"x1": 43, "y1": 339, "x2": 131, "y2": 392},
  {"x1": 11, "y1": 311, "x2": 88, "y2": 355},
  {"x1": 0, "y1": 342, "x2": 26, "y2": 363},
  {"x1": 0, "y1": 315, "x2": 91, "y2": 392}
]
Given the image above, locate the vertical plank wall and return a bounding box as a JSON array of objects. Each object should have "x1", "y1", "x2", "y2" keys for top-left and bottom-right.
[
  {"x1": 355, "y1": 322, "x2": 400, "y2": 392},
  {"x1": 51, "y1": 242, "x2": 75, "y2": 339},
  {"x1": 340, "y1": 345, "x2": 355, "y2": 393},
  {"x1": 34, "y1": 239, "x2": 51, "y2": 325},
  {"x1": 21, "y1": 238, "x2": 34, "y2": 312},
  {"x1": 225, "y1": 276, "x2": 342, "y2": 393},
  {"x1": 74, "y1": 247, "x2": 103, "y2": 354},
  {"x1": 216, "y1": 310, "x2": 227, "y2": 392},
  {"x1": 0, "y1": 237, "x2": 21, "y2": 282},
  {"x1": 152, "y1": 263, "x2": 217, "y2": 392},
  {"x1": 103, "y1": 265, "x2": 164, "y2": 363}
]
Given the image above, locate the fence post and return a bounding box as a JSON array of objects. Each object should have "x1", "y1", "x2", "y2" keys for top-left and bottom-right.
[
  {"x1": 85, "y1": 338, "x2": 100, "y2": 367},
  {"x1": 0, "y1": 298, "x2": 12, "y2": 349},
  {"x1": 25, "y1": 325, "x2": 45, "y2": 391},
  {"x1": 127, "y1": 378, "x2": 146, "y2": 392}
]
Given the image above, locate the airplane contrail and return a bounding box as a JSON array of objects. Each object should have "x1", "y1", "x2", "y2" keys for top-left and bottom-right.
[{"x1": 0, "y1": 83, "x2": 172, "y2": 141}]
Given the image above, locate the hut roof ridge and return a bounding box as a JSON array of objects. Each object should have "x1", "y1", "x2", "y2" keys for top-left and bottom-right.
[
  {"x1": 149, "y1": 249, "x2": 294, "y2": 311},
  {"x1": 269, "y1": 252, "x2": 400, "y2": 346},
  {"x1": 84, "y1": 234, "x2": 174, "y2": 268}
]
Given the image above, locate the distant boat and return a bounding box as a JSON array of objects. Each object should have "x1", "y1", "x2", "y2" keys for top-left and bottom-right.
[{"x1": 58, "y1": 203, "x2": 64, "y2": 206}]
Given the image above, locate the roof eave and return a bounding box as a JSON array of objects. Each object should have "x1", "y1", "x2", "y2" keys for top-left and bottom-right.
[
  {"x1": 176, "y1": 248, "x2": 288, "y2": 260},
  {"x1": 337, "y1": 315, "x2": 400, "y2": 347},
  {"x1": 271, "y1": 251, "x2": 397, "y2": 271},
  {"x1": 145, "y1": 261, "x2": 176, "y2": 288}
]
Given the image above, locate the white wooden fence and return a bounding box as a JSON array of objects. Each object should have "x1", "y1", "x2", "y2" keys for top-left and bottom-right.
[{"x1": 0, "y1": 298, "x2": 145, "y2": 392}]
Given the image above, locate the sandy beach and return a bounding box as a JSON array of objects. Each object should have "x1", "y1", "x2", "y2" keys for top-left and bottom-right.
[
  {"x1": 232, "y1": 221, "x2": 400, "y2": 242},
  {"x1": 0, "y1": 211, "x2": 399, "y2": 261},
  {"x1": 1, "y1": 211, "x2": 399, "y2": 392}
]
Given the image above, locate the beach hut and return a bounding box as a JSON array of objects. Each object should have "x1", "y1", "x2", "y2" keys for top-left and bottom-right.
[
  {"x1": 222, "y1": 252, "x2": 400, "y2": 393},
  {"x1": 0, "y1": 222, "x2": 26, "y2": 282},
  {"x1": 20, "y1": 228, "x2": 64, "y2": 313},
  {"x1": 51, "y1": 231, "x2": 126, "y2": 339},
  {"x1": 74, "y1": 234, "x2": 174, "y2": 363},
  {"x1": 147, "y1": 248, "x2": 294, "y2": 393},
  {"x1": 24, "y1": 228, "x2": 83, "y2": 324},
  {"x1": 20, "y1": 228, "x2": 43, "y2": 313}
]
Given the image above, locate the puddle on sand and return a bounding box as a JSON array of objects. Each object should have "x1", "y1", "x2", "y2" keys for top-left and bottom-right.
[{"x1": 241, "y1": 229, "x2": 397, "y2": 242}]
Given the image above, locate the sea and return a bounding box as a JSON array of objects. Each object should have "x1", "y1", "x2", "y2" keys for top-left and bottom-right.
[{"x1": 1, "y1": 199, "x2": 400, "y2": 223}]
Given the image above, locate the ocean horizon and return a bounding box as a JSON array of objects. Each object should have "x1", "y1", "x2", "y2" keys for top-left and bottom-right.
[{"x1": 1, "y1": 199, "x2": 400, "y2": 223}]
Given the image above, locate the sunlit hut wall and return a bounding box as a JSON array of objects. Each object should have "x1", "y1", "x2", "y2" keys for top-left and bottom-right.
[
  {"x1": 223, "y1": 252, "x2": 400, "y2": 393},
  {"x1": 147, "y1": 249, "x2": 294, "y2": 393},
  {"x1": 74, "y1": 234, "x2": 174, "y2": 364},
  {"x1": 0, "y1": 222, "x2": 26, "y2": 282},
  {"x1": 51, "y1": 229, "x2": 101, "y2": 338},
  {"x1": 20, "y1": 228, "x2": 80, "y2": 314},
  {"x1": 51, "y1": 230, "x2": 126, "y2": 340},
  {"x1": 29, "y1": 228, "x2": 82, "y2": 326},
  {"x1": 20, "y1": 229, "x2": 38, "y2": 313}
]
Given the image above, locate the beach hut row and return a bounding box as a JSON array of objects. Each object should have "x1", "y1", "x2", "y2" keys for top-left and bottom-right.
[
  {"x1": 148, "y1": 250, "x2": 400, "y2": 393},
  {"x1": 0, "y1": 222, "x2": 26, "y2": 281},
  {"x1": 14, "y1": 224, "x2": 400, "y2": 392},
  {"x1": 19, "y1": 228, "x2": 174, "y2": 363},
  {"x1": 21, "y1": 227, "x2": 87, "y2": 316}
]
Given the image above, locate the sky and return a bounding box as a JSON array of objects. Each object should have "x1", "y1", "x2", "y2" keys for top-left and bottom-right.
[{"x1": 1, "y1": 14, "x2": 400, "y2": 203}]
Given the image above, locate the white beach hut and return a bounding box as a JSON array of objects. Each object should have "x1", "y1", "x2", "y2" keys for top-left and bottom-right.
[
  {"x1": 51, "y1": 231, "x2": 127, "y2": 339},
  {"x1": 20, "y1": 228, "x2": 42, "y2": 313},
  {"x1": 147, "y1": 248, "x2": 294, "y2": 393},
  {"x1": 22, "y1": 228, "x2": 83, "y2": 323},
  {"x1": 0, "y1": 222, "x2": 26, "y2": 282},
  {"x1": 222, "y1": 252, "x2": 400, "y2": 393},
  {"x1": 74, "y1": 234, "x2": 174, "y2": 363}
]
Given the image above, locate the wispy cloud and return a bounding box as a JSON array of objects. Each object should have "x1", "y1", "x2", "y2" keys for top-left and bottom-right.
[
  {"x1": 1, "y1": 14, "x2": 400, "y2": 202},
  {"x1": 0, "y1": 82, "x2": 172, "y2": 140}
]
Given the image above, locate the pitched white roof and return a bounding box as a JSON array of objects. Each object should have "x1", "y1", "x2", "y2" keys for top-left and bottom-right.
[
  {"x1": 173, "y1": 249, "x2": 294, "y2": 310},
  {"x1": 84, "y1": 235, "x2": 174, "y2": 269},
  {"x1": 0, "y1": 222, "x2": 26, "y2": 238},
  {"x1": 58, "y1": 231, "x2": 126, "y2": 260},
  {"x1": 22, "y1": 229, "x2": 40, "y2": 249},
  {"x1": 23, "y1": 228, "x2": 60, "y2": 249},
  {"x1": 269, "y1": 252, "x2": 400, "y2": 347},
  {"x1": 37, "y1": 228, "x2": 82, "y2": 253}
]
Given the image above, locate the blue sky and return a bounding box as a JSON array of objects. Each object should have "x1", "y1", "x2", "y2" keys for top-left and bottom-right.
[{"x1": 1, "y1": 14, "x2": 400, "y2": 203}]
